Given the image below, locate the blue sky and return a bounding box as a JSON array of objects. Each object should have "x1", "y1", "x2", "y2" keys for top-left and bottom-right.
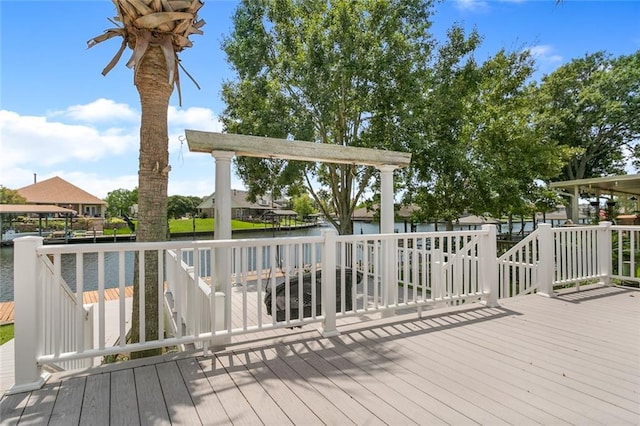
[{"x1": 1, "y1": 0, "x2": 639, "y2": 199}]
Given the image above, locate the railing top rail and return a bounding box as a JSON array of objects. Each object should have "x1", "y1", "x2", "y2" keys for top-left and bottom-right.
[
  {"x1": 36, "y1": 234, "x2": 326, "y2": 255},
  {"x1": 611, "y1": 225, "x2": 640, "y2": 231},
  {"x1": 335, "y1": 229, "x2": 490, "y2": 242}
]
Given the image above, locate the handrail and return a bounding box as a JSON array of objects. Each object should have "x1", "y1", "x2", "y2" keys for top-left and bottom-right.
[{"x1": 24, "y1": 224, "x2": 639, "y2": 394}]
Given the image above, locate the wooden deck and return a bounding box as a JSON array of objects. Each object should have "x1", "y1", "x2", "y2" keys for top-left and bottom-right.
[{"x1": 1, "y1": 285, "x2": 639, "y2": 425}]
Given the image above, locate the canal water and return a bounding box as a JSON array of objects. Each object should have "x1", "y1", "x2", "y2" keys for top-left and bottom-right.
[{"x1": 1, "y1": 220, "x2": 533, "y2": 302}]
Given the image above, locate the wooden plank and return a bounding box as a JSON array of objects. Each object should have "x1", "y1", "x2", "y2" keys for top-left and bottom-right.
[
  {"x1": 229, "y1": 347, "x2": 323, "y2": 425},
  {"x1": 417, "y1": 311, "x2": 636, "y2": 424},
  {"x1": 176, "y1": 357, "x2": 229, "y2": 423},
  {"x1": 79, "y1": 373, "x2": 110, "y2": 425},
  {"x1": 0, "y1": 392, "x2": 29, "y2": 425},
  {"x1": 287, "y1": 338, "x2": 428, "y2": 425},
  {"x1": 48, "y1": 377, "x2": 85, "y2": 426},
  {"x1": 256, "y1": 345, "x2": 359, "y2": 425},
  {"x1": 0, "y1": 301, "x2": 14, "y2": 324},
  {"x1": 317, "y1": 335, "x2": 470, "y2": 425},
  {"x1": 155, "y1": 361, "x2": 202, "y2": 425},
  {"x1": 111, "y1": 369, "x2": 140, "y2": 426},
  {"x1": 185, "y1": 130, "x2": 412, "y2": 168},
  {"x1": 12, "y1": 382, "x2": 59, "y2": 425},
  {"x1": 446, "y1": 310, "x2": 640, "y2": 419},
  {"x1": 216, "y1": 351, "x2": 293, "y2": 425},
  {"x1": 134, "y1": 365, "x2": 170, "y2": 426},
  {"x1": 341, "y1": 314, "x2": 571, "y2": 425},
  {"x1": 455, "y1": 309, "x2": 640, "y2": 396},
  {"x1": 198, "y1": 354, "x2": 262, "y2": 425},
  {"x1": 338, "y1": 326, "x2": 513, "y2": 425}
]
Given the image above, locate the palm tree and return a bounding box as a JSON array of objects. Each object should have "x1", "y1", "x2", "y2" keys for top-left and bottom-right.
[{"x1": 89, "y1": 0, "x2": 204, "y2": 357}]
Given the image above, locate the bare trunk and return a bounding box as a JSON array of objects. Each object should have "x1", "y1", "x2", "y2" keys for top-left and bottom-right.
[{"x1": 130, "y1": 45, "x2": 173, "y2": 358}]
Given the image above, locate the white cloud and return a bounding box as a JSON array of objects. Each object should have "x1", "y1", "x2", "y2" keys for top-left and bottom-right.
[
  {"x1": 168, "y1": 106, "x2": 224, "y2": 156},
  {"x1": 454, "y1": 0, "x2": 489, "y2": 12},
  {"x1": 0, "y1": 100, "x2": 229, "y2": 197},
  {"x1": 52, "y1": 98, "x2": 139, "y2": 123},
  {"x1": 0, "y1": 110, "x2": 137, "y2": 171},
  {"x1": 526, "y1": 45, "x2": 563, "y2": 64}
]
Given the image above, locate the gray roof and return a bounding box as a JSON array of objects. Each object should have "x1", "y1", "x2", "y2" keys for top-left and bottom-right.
[{"x1": 197, "y1": 190, "x2": 273, "y2": 210}]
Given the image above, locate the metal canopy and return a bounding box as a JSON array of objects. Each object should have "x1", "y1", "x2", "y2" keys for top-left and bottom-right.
[
  {"x1": 549, "y1": 174, "x2": 640, "y2": 198},
  {"x1": 185, "y1": 130, "x2": 412, "y2": 168},
  {"x1": 0, "y1": 205, "x2": 76, "y2": 214}
]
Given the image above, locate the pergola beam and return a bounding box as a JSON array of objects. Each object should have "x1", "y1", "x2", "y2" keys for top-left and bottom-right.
[{"x1": 185, "y1": 130, "x2": 412, "y2": 168}]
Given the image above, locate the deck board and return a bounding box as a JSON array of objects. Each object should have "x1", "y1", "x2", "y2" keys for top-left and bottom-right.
[
  {"x1": 110, "y1": 369, "x2": 140, "y2": 426},
  {"x1": 48, "y1": 376, "x2": 85, "y2": 426},
  {"x1": 197, "y1": 356, "x2": 262, "y2": 425},
  {"x1": 156, "y1": 361, "x2": 202, "y2": 425},
  {"x1": 175, "y1": 357, "x2": 228, "y2": 425},
  {"x1": 134, "y1": 365, "x2": 170, "y2": 426},
  {"x1": 1, "y1": 285, "x2": 639, "y2": 425}
]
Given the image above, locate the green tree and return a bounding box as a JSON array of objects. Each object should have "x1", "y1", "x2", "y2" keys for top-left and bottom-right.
[
  {"x1": 405, "y1": 26, "x2": 483, "y2": 230},
  {"x1": 472, "y1": 51, "x2": 572, "y2": 229},
  {"x1": 292, "y1": 194, "x2": 317, "y2": 220},
  {"x1": 407, "y1": 29, "x2": 570, "y2": 230},
  {"x1": 536, "y1": 51, "x2": 640, "y2": 181},
  {"x1": 89, "y1": 0, "x2": 204, "y2": 358},
  {"x1": 0, "y1": 186, "x2": 26, "y2": 204},
  {"x1": 0, "y1": 186, "x2": 27, "y2": 233},
  {"x1": 105, "y1": 188, "x2": 137, "y2": 218},
  {"x1": 167, "y1": 195, "x2": 203, "y2": 219},
  {"x1": 222, "y1": 0, "x2": 433, "y2": 234}
]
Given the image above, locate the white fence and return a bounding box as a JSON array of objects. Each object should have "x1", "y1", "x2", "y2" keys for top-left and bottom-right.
[{"x1": 9, "y1": 222, "x2": 639, "y2": 393}]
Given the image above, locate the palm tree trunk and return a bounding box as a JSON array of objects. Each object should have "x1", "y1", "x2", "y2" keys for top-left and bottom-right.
[{"x1": 130, "y1": 44, "x2": 173, "y2": 358}]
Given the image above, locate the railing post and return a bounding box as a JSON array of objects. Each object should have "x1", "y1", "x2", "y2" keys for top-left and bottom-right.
[
  {"x1": 320, "y1": 229, "x2": 339, "y2": 337},
  {"x1": 381, "y1": 237, "x2": 398, "y2": 318},
  {"x1": 481, "y1": 225, "x2": 499, "y2": 307},
  {"x1": 431, "y1": 248, "x2": 445, "y2": 308},
  {"x1": 537, "y1": 223, "x2": 556, "y2": 297},
  {"x1": 597, "y1": 221, "x2": 612, "y2": 286},
  {"x1": 9, "y1": 236, "x2": 50, "y2": 394}
]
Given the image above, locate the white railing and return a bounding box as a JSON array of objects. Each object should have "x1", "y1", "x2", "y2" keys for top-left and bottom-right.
[
  {"x1": 553, "y1": 225, "x2": 602, "y2": 288},
  {"x1": 39, "y1": 254, "x2": 94, "y2": 372},
  {"x1": 11, "y1": 222, "x2": 639, "y2": 393},
  {"x1": 497, "y1": 230, "x2": 540, "y2": 297},
  {"x1": 165, "y1": 249, "x2": 225, "y2": 351},
  {"x1": 497, "y1": 222, "x2": 640, "y2": 297},
  {"x1": 611, "y1": 225, "x2": 640, "y2": 285}
]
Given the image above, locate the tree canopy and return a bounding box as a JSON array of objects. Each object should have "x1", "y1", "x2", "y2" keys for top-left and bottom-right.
[
  {"x1": 167, "y1": 195, "x2": 203, "y2": 219},
  {"x1": 405, "y1": 28, "x2": 570, "y2": 229},
  {"x1": 535, "y1": 50, "x2": 640, "y2": 181},
  {"x1": 105, "y1": 187, "x2": 138, "y2": 218},
  {"x1": 221, "y1": 0, "x2": 434, "y2": 234},
  {"x1": 0, "y1": 186, "x2": 26, "y2": 205}
]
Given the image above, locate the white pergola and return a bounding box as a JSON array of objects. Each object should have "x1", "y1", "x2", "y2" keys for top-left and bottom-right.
[
  {"x1": 185, "y1": 130, "x2": 412, "y2": 237},
  {"x1": 185, "y1": 130, "x2": 412, "y2": 327}
]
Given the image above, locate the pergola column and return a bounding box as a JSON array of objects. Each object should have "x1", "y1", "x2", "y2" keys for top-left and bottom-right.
[
  {"x1": 211, "y1": 150, "x2": 235, "y2": 347},
  {"x1": 378, "y1": 165, "x2": 398, "y2": 317},
  {"x1": 378, "y1": 165, "x2": 397, "y2": 234},
  {"x1": 212, "y1": 151, "x2": 235, "y2": 240}
]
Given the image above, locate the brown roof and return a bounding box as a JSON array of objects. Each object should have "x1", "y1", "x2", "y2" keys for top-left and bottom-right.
[{"x1": 16, "y1": 176, "x2": 106, "y2": 205}]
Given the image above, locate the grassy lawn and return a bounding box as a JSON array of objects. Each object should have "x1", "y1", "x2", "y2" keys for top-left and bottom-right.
[
  {"x1": 103, "y1": 218, "x2": 307, "y2": 235},
  {"x1": 0, "y1": 323, "x2": 14, "y2": 345},
  {"x1": 168, "y1": 218, "x2": 272, "y2": 233}
]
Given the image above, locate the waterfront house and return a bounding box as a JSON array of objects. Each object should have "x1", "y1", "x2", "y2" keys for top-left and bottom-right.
[
  {"x1": 197, "y1": 189, "x2": 284, "y2": 221},
  {"x1": 16, "y1": 176, "x2": 106, "y2": 218}
]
